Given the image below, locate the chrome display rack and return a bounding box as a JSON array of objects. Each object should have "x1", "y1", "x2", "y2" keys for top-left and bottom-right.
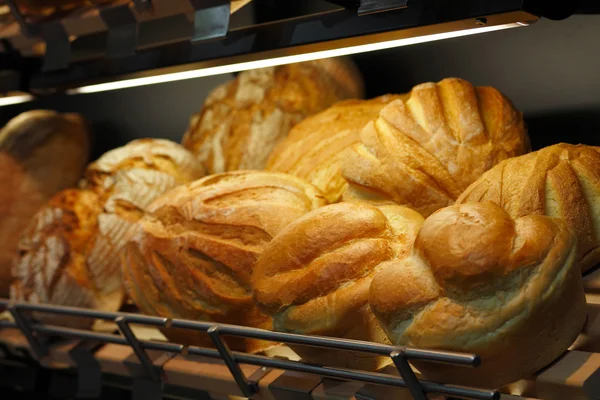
[{"x1": 0, "y1": 298, "x2": 497, "y2": 400}]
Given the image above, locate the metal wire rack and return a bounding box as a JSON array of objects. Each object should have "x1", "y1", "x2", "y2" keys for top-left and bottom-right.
[{"x1": 0, "y1": 299, "x2": 498, "y2": 400}]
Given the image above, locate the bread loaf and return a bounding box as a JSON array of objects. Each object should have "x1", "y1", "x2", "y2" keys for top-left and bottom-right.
[
  {"x1": 369, "y1": 202, "x2": 586, "y2": 387},
  {"x1": 458, "y1": 143, "x2": 600, "y2": 272},
  {"x1": 267, "y1": 95, "x2": 403, "y2": 203},
  {"x1": 252, "y1": 202, "x2": 423, "y2": 369},
  {"x1": 122, "y1": 171, "x2": 327, "y2": 352},
  {"x1": 11, "y1": 139, "x2": 204, "y2": 326},
  {"x1": 181, "y1": 58, "x2": 364, "y2": 174},
  {"x1": 0, "y1": 110, "x2": 89, "y2": 297},
  {"x1": 342, "y1": 78, "x2": 529, "y2": 217}
]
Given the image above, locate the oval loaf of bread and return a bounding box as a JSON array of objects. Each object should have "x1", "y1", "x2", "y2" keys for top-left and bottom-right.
[
  {"x1": 252, "y1": 201, "x2": 423, "y2": 369},
  {"x1": 182, "y1": 58, "x2": 364, "y2": 174},
  {"x1": 458, "y1": 143, "x2": 600, "y2": 272},
  {"x1": 122, "y1": 171, "x2": 327, "y2": 353},
  {"x1": 369, "y1": 202, "x2": 586, "y2": 387},
  {"x1": 11, "y1": 139, "x2": 204, "y2": 327},
  {"x1": 342, "y1": 78, "x2": 529, "y2": 217},
  {"x1": 0, "y1": 110, "x2": 89, "y2": 297}
]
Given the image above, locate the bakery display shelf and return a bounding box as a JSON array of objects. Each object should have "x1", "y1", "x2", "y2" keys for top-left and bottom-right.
[
  {"x1": 0, "y1": 298, "x2": 497, "y2": 400},
  {"x1": 0, "y1": 0, "x2": 584, "y2": 95}
]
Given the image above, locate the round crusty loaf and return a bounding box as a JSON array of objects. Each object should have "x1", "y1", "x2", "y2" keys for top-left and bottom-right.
[
  {"x1": 0, "y1": 110, "x2": 89, "y2": 297},
  {"x1": 11, "y1": 139, "x2": 204, "y2": 326},
  {"x1": 458, "y1": 143, "x2": 600, "y2": 273},
  {"x1": 252, "y1": 202, "x2": 423, "y2": 370},
  {"x1": 122, "y1": 171, "x2": 327, "y2": 353},
  {"x1": 342, "y1": 78, "x2": 530, "y2": 217},
  {"x1": 369, "y1": 202, "x2": 586, "y2": 388},
  {"x1": 181, "y1": 58, "x2": 364, "y2": 174},
  {"x1": 267, "y1": 95, "x2": 404, "y2": 203}
]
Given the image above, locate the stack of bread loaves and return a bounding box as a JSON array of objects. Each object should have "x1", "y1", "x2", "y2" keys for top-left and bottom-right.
[
  {"x1": 181, "y1": 58, "x2": 364, "y2": 174},
  {"x1": 11, "y1": 139, "x2": 204, "y2": 328},
  {"x1": 0, "y1": 110, "x2": 89, "y2": 297}
]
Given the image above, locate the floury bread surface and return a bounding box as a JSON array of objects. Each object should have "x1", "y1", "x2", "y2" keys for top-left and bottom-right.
[
  {"x1": 10, "y1": 139, "x2": 204, "y2": 327},
  {"x1": 369, "y1": 202, "x2": 586, "y2": 387},
  {"x1": 122, "y1": 171, "x2": 327, "y2": 353},
  {"x1": 182, "y1": 58, "x2": 364, "y2": 174}
]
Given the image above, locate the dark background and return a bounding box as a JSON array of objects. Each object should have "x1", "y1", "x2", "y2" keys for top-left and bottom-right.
[{"x1": 1, "y1": 14, "x2": 599, "y2": 159}]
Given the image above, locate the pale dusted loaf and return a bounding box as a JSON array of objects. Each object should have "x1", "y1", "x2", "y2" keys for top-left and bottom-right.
[
  {"x1": 0, "y1": 110, "x2": 89, "y2": 296},
  {"x1": 11, "y1": 139, "x2": 204, "y2": 326},
  {"x1": 342, "y1": 78, "x2": 529, "y2": 217},
  {"x1": 458, "y1": 143, "x2": 600, "y2": 273},
  {"x1": 369, "y1": 202, "x2": 585, "y2": 388},
  {"x1": 181, "y1": 58, "x2": 364, "y2": 174},
  {"x1": 252, "y1": 202, "x2": 423, "y2": 369},
  {"x1": 267, "y1": 95, "x2": 404, "y2": 203},
  {"x1": 122, "y1": 171, "x2": 327, "y2": 353}
]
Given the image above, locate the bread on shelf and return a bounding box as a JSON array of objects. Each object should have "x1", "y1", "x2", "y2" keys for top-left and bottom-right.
[
  {"x1": 122, "y1": 171, "x2": 327, "y2": 353},
  {"x1": 267, "y1": 95, "x2": 404, "y2": 203},
  {"x1": 342, "y1": 77, "x2": 530, "y2": 217},
  {"x1": 458, "y1": 143, "x2": 600, "y2": 273},
  {"x1": 252, "y1": 202, "x2": 423, "y2": 369},
  {"x1": 181, "y1": 58, "x2": 364, "y2": 174},
  {"x1": 10, "y1": 139, "x2": 204, "y2": 327},
  {"x1": 0, "y1": 110, "x2": 90, "y2": 297},
  {"x1": 369, "y1": 202, "x2": 586, "y2": 388}
]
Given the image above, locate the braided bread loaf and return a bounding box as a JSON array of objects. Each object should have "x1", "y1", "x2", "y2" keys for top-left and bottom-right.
[
  {"x1": 458, "y1": 143, "x2": 600, "y2": 272},
  {"x1": 342, "y1": 78, "x2": 529, "y2": 217},
  {"x1": 369, "y1": 202, "x2": 585, "y2": 387},
  {"x1": 267, "y1": 95, "x2": 404, "y2": 203},
  {"x1": 11, "y1": 139, "x2": 204, "y2": 327},
  {"x1": 122, "y1": 171, "x2": 326, "y2": 353},
  {"x1": 182, "y1": 58, "x2": 364, "y2": 174},
  {"x1": 252, "y1": 202, "x2": 423, "y2": 369}
]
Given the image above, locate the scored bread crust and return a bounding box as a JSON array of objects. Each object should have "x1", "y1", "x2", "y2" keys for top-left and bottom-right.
[
  {"x1": 252, "y1": 202, "x2": 423, "y2": 369},
  {"x1": 369, "y1": 202, "x2": 586, "y2": 388},
  {"x1": 342, "y1": 78, "x2": 529, "y2": 217},
  {"x1": 0, "y1": 110, "x2": 90, "y2": 297},
  {"x1": 181, "y1": 58, "x2": 364, "y2": 174},
  {"x1": 458, "y1": 143, "x2": 600, "y2": 273},
  {"x1": 122, "y1": 171, "x2": 327, "y2": 353},
  {"x1": 11, "y1": 139, "x2": 204, "y2": 327},
  {"x1": 267, "y1": 95, "x2": 405, "y2": 203}
]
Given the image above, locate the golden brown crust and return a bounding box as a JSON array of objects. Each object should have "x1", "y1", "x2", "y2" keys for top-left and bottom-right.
[
  {"x1": 267, "y1": 95, "x2": 404, "y2": 203},
  {"x1": 122, "y1": 171, "x2": 326, "y2": 353},
  {"x1": 0, "y1": 110, "x2": 90, "y2": 296},
  {"x1": 252, "y1": 202, "x2": 423, "y2": 369},
  {"x1": 11, "y1": 139, "x2": 204, "y2": 326},
  {"x1": 342, "y1": 78, "x2": 529, "y2": 216},
  {"x1": 457, "y1": 143, "x2": 600, "y2": 272},
  {"x1": 181, "y1": 58, "x2": 364, "y2": 174},
  {"x1": 369, "y1": 202, "x2": 586, "y2": 387}
]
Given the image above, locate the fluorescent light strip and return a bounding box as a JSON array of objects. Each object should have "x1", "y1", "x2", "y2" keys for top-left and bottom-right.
[
  {"x1": 69, "y1": 22, "x2": 522, "y2": 95},
  {"x1": 0, "y1": 94, "x2": 34, "y2": 106}
]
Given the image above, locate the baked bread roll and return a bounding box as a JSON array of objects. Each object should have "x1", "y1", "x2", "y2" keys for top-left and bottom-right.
[
  {"x1": 11, "y1": 139, "x2": 204, "y2": 326},
  {"x1": 122, "y1": 171, "x2": 327, "y2": 353},
  {"x1": 182, "y1": 58, "x2": 364, "y2": 174},
  {"x1": 342, "y1": 78, "x2": 529, "y2": 217},
  {"x1": 252, "y1": 202, "x2": 423, "y2": 369},
  {"x1": 267, "y1": 95, "x2": 403, "y2": 203},
  {"x1": 369, "y1": 202, "x2": 586, "y2": 388},
  {"x1": 458, "y1": 143, "x2": 600, "y2": 273},
  {"x1": 0, "y1": 110, "x2": 89, "y2": 297}
]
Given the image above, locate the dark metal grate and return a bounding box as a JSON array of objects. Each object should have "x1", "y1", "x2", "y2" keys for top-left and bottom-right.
[{"x1": 0, "y1": 299, "x2": 498, "y2": 400}]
